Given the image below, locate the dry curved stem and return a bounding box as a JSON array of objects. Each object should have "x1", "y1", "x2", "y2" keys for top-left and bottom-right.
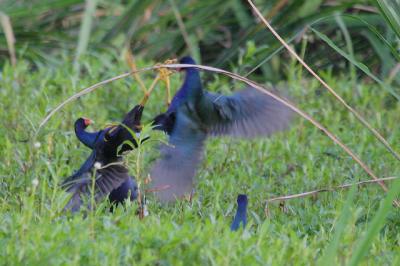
[
  {"x1": 246, "y1": 0, "x2": 400, "y2": 163},
  {"x1": 265, "y1": 176, "x2": 399, "y2": 203},
  {"x1": 125, "y1": 49, "x2": 148, "y2": 94},
  {"x1": 36, "y1": 63, "x2": 397, "y2": 206},
  {"x1": 36, "y1": 68, "x2": 151, "y2": 134}
]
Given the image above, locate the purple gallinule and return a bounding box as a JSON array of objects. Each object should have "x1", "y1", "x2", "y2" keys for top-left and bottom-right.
[
  {"x1": 63, "y1": 105, "x2": 144, "y2": 212},
  {"x1": 150, "y1": 56, "x2": 293, "y2": 202}
]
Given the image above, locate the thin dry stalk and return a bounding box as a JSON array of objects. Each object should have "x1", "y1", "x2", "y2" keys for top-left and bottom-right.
[
  {"x1": 0, "y1": 12, "x2": 16, "y2": 66},
  {"x1": 246, "y1": 0, "x2": 400, "y2": 164},
  {"x1": 169, "y1": 0, "x2": 194, "y2": 56},
  {"x1": 125, "y1": 49, "x2": 148, "y2": 93},
  {"x1": 140, "y1": 75, "x2": 160, "y2": 106},
  {"x1": 265, "y1": 176, "x2": 399, "y2": 203},
  {"x1": 36, "y1": 70, "x2": 145, "y2": 132},
  {"x1": 36, "y1": 63, "x2": 397, "y2": 206}
]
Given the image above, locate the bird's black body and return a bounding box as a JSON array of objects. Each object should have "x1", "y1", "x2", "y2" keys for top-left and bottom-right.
[
  {"x1": 150, "y1": 56, "x2": 293, "y2": 202},
  {"x1": 74, "y1": 125, "x2": 138, "y2": 208},
  {"x1": 230, "y1": 194, "x2": 248, "y2": 231},
  {"x1": 63, "y1": 105, "x2": 144, "y2": 212}
]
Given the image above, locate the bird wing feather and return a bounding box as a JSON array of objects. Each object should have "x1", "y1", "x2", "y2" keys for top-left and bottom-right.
[
  {"x1": 61, "y1": 151, "x2": 97, "y2": 187},
  {"x1": 64, "y1": 163, "x2": 130, "y2": 212},
  {"x1": 199, "y1": 87, "x2": 293, "y2": 138}
]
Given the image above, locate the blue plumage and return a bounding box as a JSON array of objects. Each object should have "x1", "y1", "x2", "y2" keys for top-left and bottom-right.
[
  {"x1": 108, "y1": 177, "x2": 138, "y2": 204},
  {"x1": 230, "y1": 194, "x2": 248, "y2": 231},
  {"x1": 74, "y1": 118, "x2": 100, "y2": 149},
  {"x1": 168, "y1": 56, "x2": 202, "y2": 112},
  {"x1": 150, "y1": 56, "x2": 293, "y2": 202},
  {"x1": 63, "y1": 105, "x2": 144, "y2": 212}
]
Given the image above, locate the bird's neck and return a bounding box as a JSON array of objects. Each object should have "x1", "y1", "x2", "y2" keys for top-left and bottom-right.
[
  {"x1": 182, "y1": 68, "x2": 202, "y2": 99},
  {"x1": 236, "y1": 204, "x2": 247, "y2": 214},
  {"x1": 75, "y1": 125, "x2": 94, "y2": 147},
  {"x1": 168, "y1": 68, "x2": 202, "y2": 111}
]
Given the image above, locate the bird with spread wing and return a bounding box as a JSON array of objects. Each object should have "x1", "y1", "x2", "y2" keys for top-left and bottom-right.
[
  {"x1": 150, "y1": 56, "x2": 293, "y2": 202},
  {"x1": 63, "y1": 105, "x2": 145, "y2": 212}
]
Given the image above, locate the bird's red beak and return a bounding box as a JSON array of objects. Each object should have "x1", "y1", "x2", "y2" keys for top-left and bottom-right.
[{"x1": 83, "y1": 118, "x2": 92, "y2": 126}]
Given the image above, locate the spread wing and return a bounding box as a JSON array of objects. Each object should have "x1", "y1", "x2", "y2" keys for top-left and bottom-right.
[
  {"x1": 149, "y1": 110, "x2": 206, "y2": 202},
  {"x1": 199, "y1": 87, "x2": 293, "y2": 138},
  {"x1": 64, "y1": 163, "x2": 130, "y2": 212},
  {"x1": 61, "y1": 151, "x2": 97, "y2": 188}
]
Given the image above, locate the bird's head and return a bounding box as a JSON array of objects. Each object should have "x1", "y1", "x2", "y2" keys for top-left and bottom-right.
[
  {"x1": 237, "y1": 194, "x2": 248, "y2": 206},
  {"x1": 179, "y1": 56, "x2": 196, "y2": 65},
  {"x1": 75, "y1": 117, "x2": 93, "y2": 129},
  {"x1": 178, "y1": 56, "x2": 197, "y2": 72}
]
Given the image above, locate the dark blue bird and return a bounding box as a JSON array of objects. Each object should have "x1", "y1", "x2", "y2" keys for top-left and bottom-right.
[
  {"x1": 150, "y1": 56, "x2": 293, "y2": 202},
  {"x1": 74, "y1": 115, "x2": 141, "y2": 207},
  {"x1": 63, "y1": 105, "x2": 144, "y2": 212},
  {"x1": 230, "y1": 194, "x2": 248, "y2": 231}
]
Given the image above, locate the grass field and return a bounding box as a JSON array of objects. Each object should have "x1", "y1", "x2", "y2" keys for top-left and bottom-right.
[{"x1": 1, "y1": 55, "x2": 399, "y2": 265}]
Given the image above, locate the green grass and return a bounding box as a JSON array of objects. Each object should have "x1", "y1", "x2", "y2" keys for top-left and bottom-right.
[
  {"x1": 1, "y1": 55, "x2": 400, "y2": 265},
  {"x1": 2, "y1": 0, "x2": 399, "y2": 88}
]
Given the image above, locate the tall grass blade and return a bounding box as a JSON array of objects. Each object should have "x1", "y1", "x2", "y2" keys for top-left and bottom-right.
[
  {"x1": 296, "y1": 0, "x2": 323, "y2": 18},
  {"x1": 231, "y1": 0, "x2": 252, "y2": 27},
  {"x1": 335, "y1": 13, "x2": 356, "y2": 83},
  {"x1": 169, "y1": 0, "x2": 200, "y2": 62},
  {"x1": 311, "y1": 27, "x2": 400, "y2": 101},
  {"x1": 375, "y1": 0, "x2": 400, "y2": 38},
  {"x1": 348, "y1": 178, "x2": 400, "y2": 265},
  {"x1": 318, "y1": 185, "x2": 357, "y2": 266},
  {"x1": 246, "y1": 0, "x2": 400, "y2": 167},
  {"x1": 343, "y1": 14, "x2": 400, "y2": 62},
  {"x1": 362, "y1": 31, "x2": 395, "y2": 79},
  {"x1": 74, "y1": 0, "x2": 98, "y2": 71}
]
